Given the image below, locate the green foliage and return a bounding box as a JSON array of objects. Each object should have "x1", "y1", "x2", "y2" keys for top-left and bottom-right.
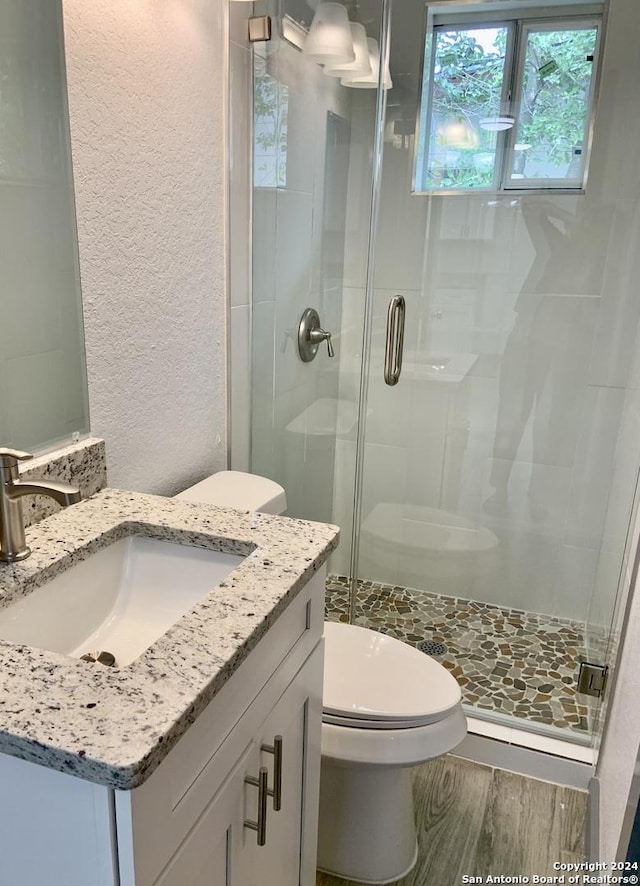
[
  {"x1": 422, "y1": 23, "x2": 597, "y2": 190},
  {"x1": 253, "y1": 56, "x2": 288, "y2": 188},
  {"x1": 426, "y1": 27, "x2": 506, "y2": 190},
  {"x1": 518, "y1": 29, "x2": 596, "y2": 170},
  {"x1": 433, "y1": 29, "x2": 506, "y2": 121}
]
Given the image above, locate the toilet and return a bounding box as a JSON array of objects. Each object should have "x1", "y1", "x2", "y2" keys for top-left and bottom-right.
[
  {"x1": 361, "y1": 502, "x2": 500, "y2": 594},
  {"x1": 175, "y1": 470, "x2": 287, "y2": 514},
  {"x1": 175, "y1": 471, "x2": 468, "y2": 884}
]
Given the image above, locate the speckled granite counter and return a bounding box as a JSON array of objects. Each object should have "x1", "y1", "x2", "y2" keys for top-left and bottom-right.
[{"x1": 0, "y1": 489, "x2": 338, "y2": 790}]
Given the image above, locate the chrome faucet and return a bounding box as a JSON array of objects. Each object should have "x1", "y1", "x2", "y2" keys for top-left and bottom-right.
[{"x1": 0, "y1": 448, "x2": 82, "y2": 563}]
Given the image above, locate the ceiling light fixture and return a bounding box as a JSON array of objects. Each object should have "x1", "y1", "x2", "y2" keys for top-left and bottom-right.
[
  {"x1": 303, "y1": 2, "x2": 355, "y2": 66},
  {"x1": 479, "y1": 115, "x2": 514, "y2": 132},
  {"x1": 341, "y1": 38, "x2": 392, "y2": 89},
  {"x1": 323, "y1": 22, "x2": 371, "y2": 79}
]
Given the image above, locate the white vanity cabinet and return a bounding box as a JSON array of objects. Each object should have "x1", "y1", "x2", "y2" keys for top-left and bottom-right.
[
  {"x1": 0, "y1": 569, "x2": 325, "y2": 886},
  {"x1": 132, "y1": 646, "x2": 322, "y2": 886}
]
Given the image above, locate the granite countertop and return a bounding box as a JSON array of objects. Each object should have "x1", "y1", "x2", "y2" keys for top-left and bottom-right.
[{"x1": 0, "y1": 489, "x2": 339, "y2": 790}]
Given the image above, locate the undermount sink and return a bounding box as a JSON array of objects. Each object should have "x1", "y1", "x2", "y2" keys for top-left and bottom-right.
[{"x1": 0, "y1": 536, "x2": 245, "y2": 668}]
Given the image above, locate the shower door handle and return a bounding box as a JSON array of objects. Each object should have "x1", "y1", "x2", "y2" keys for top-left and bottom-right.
[{"x1": 384, "y1": 295, "x2": 405, "y2": 386}]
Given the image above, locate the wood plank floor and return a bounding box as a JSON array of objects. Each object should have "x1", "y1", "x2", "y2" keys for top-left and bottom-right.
[{"x1": 316, "y1": 756, "x2": 587, "y2": 886}]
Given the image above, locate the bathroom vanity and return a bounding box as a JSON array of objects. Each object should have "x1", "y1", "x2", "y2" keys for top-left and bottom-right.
[{"x1": 0, "y1": 491, "x2": 338, "y2": 885}]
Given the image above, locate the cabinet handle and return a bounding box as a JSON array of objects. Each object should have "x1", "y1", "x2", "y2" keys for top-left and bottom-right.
[
  {"x1": 244, "y1": 766, "x2": 269, "y2": 846},
  {"x1": 261, "y1": 735, "x2": 283, "y2": 811}
]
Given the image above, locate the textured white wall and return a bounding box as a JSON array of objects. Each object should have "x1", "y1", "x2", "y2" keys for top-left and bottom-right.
[
  {"x1": 597, "y1": 574, "x2": 640, "y2": 859},
  {"x1": 596, "y1": 324, "x2": 640, "y2": 860},
  {"x1": 61, "y1": 0, "x2": 227, "y2": 493}
]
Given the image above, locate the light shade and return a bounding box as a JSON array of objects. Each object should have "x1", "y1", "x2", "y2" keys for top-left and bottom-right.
[
  {"x1": 324, "y1": 23, "x2": 371, "y2": 79},
  {"x1": 341, "y1": 38, "x2": 392, "y2": 89},
  {"x1": 479, "y1": 115, "x2": 514, "y2": 132},
  {"x1": 303, "y1": 2, "x2": 355, "y2": 66}
]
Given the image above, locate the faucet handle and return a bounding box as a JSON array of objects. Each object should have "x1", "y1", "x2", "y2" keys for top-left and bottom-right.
[{"x1": 0, "y1": 448, "x2": 33, "y2": 467}]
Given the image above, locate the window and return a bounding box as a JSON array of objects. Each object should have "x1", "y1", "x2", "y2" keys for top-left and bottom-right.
[
  {"x1": 253, "y1": 54, "x2": 289, "y2": 188},
  {"x1": 414, "y1": 4, "x2": 602, "y2": 194}
]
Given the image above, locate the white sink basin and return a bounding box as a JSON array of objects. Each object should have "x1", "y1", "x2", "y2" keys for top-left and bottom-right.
[{"x1": 0, "y1": 536, "x2": 245, "y2": 667}]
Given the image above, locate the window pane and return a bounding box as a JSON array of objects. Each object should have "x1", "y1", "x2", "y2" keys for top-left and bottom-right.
[
  {"x1": 253, "y1": 54, "x2": 289, "y2": 188},
  {"x1": 420, "y1": 26, "x2": 509, "y2": 191},
  {"x1": 509, "y1": 25, "x2": 598, "y2": 186}
]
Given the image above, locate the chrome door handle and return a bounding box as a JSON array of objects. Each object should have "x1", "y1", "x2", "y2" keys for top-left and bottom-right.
[
  {"x1": 384, "y1": 295, "x2": 406, "y2": 386},
  {"x1": 244, "y1": 766, "x2": 269, "y2": 846},
  {"x1": 262, "y1": 735, "x2": 283, "y2": 811}
]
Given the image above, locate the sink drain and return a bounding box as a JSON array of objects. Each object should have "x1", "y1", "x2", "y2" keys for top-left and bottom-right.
[
  {"x1": 80, "y1": 650, "x2": 117, "y2": 667},
  {"x1": 417, "y1": 640, "x2": 447, "y2": 656}
]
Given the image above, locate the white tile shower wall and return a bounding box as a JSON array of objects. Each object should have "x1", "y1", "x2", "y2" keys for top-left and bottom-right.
[
  {"x1": 330, "y1": 285, "x2": 368, "y2": 576},
  {"x1": 342, "y1": 93, "x2": 377, "y2": 290},
  {"x1": 249, "y1": 34, "x2": 352, "y2": 525},
  {"x1": 229, "y1": 17, "x2": 253, "y2": 472},
  {"x1": 339, "y1": 0, "x2": 640, "y2": 626},
  {"x1": 230, "y1": 305, "x2": 250, "y2": 471},
  {"x1": 62, "y1": 0, "x2": 227, "y2": 493}
]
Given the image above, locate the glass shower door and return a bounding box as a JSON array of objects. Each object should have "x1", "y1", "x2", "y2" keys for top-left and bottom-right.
[
  {"x1": 346, "y1": 0, "x2": 640, "y2": 744},
  {"x1": 250, "y1": 0, "x2": 383, "y2": 581}
]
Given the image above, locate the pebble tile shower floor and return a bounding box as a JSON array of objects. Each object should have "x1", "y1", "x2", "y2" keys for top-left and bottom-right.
[{"x1": 325, "y1": 575, "x2": 595, "y2": 735}]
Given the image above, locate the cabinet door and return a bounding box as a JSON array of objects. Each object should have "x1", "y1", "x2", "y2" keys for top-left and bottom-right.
[
  {"x1": 127, "y1": 641, "x2": 324, "y2": 886},
  {"x1": 152, "y1": 742, "x2": 255, "y2": 886},
  {"x1": 239, "y1": 643, "x2": 323, "y2": 886}
]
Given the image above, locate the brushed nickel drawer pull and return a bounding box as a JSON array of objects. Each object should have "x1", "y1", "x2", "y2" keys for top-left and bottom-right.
[
  {"x1": 262, "y1": 735, "x2": 283, "y2": 811},
  {"x1": 244, "y1": 766, "x2": 269, "y2": 846}
]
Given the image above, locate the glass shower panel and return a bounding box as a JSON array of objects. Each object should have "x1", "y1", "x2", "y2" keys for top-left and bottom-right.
[
  {"x1": 350, "y1": 0, "x2": 640, "y2": 744},
  {"x1": 250, "y1": 0, "x2": 382, "y2": 577}
]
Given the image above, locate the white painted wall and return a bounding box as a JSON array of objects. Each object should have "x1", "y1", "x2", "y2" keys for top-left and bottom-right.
[
  {"x1": 62, "y1": 0, "x2": 228, "y2": 494},
  {"x1": 597, "y1": 563, "x2": 640, "y2": 859}
]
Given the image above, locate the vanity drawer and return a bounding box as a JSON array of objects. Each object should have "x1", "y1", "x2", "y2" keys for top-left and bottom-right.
[{"x1": 116, "y1": 567, "x2": 325, "y2": 886}]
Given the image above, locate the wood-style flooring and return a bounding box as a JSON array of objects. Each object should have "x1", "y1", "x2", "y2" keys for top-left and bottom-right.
[{"x1": 316, "y1": 756, "x2": 587, "y2": 886}]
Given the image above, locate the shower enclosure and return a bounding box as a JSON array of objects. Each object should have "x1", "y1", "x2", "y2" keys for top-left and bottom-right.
[{"x1": 248, "y1": 0, "x2": 640, "y2": 748}]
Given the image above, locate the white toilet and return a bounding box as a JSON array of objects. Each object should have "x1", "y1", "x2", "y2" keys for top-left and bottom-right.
[
  {"x1": 175, "y1": 470, "x2": 287, "y2": 514},
  {"x1": 175, "y1": 471, "x2": 468, "y2": 884}
]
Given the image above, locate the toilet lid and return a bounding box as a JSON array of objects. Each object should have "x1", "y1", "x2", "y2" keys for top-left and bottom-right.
[{"x1": 323, "y1": 621, "x2": 461, "y2": 727}]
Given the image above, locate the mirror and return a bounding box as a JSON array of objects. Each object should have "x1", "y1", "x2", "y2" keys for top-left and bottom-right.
[{"x1": 0, "y1": 0, "x2": 89, "y2": 451}]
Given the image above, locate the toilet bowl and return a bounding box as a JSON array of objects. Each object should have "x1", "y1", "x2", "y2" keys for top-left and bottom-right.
[
  {"x1": 361, "y1": 502, "x2": 500, "y2": 593},
  {"x1": 175, "y1": 471, "x2": 467, "y2": 884},
  {"x1": 318, "y1": 621, "x2": 466, "y2": 884}
]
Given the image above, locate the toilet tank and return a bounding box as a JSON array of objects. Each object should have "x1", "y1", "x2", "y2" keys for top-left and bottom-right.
[{"x1": 175, "y1": 471, "x2": 287, "y2": 515}]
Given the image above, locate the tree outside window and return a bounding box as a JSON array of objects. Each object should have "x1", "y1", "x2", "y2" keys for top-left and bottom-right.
[{"x1": 415, "y1": 14, "x2": 600, "y2": 193}]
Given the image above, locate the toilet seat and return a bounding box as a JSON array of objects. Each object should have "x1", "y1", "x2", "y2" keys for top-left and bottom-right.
[
  {"x1": 322, "y1": 711, "x2": 444, "y2": 729},
  {"x1": 321, "y1": 706, "x2": 467, "y2": 767},
  {"x1": 322, "y1": 621, "x2": 461, "y2": 729}
]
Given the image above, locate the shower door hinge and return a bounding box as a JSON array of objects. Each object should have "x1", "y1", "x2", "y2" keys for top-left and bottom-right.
[
  {"x1": 248, "y1": 16, "x2": 272, "y2": 43},
  {"x1": 577, "y1": 662, "x2": 609, "y2": 698}
]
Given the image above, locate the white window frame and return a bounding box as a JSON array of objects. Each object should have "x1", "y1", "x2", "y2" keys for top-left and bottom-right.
[
  {"x1": 413, "y1": 2, "x2": 604, "y2": 195},
  {"x1": 502, "y1": 16, "x2": 602, "y2": 190}
]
